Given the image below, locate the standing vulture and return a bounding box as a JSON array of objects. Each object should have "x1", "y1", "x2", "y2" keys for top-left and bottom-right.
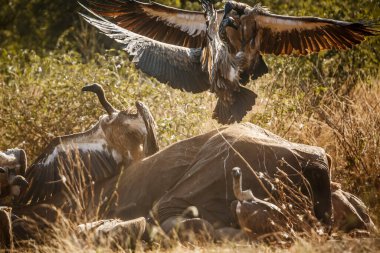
[
  {"x1": 80, "y1": 0, "x2": 378, "y2": 124},
  {"x1": 21, "y1": 84, "x2": 159, "y2": 204}
]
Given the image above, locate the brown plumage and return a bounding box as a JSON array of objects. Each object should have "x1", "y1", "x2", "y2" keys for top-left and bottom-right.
[
  {"x1": 201, "y1": 0, "x2": 257, "y2": 123},
  {"x1": 83, "y1": 0, "x2": 223, "y2": 48},
  {"x1": 223, "y1": 1, "x2": 378, "y2": 56},
  {"x1": 83, "y1": 0, "x2": 255, "y2": 85}
]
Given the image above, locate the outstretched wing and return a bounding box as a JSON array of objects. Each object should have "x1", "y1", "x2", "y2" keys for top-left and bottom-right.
[
  {"x1": 83, "y1": 0, "x2": 223, "y2": 48},
  {"x1": 80, "y1": 5, "x2": 210, "y2": 93},
  {"x1": 248, "y1": 8, "x2": 378, "y2": 55},
  {"x1": 22, "y1": 122, "x2": 120, "y2": 204}
]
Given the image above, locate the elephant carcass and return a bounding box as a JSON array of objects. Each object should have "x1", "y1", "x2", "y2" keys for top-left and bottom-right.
[
  {"x1": 151, "y1": 123, "x2": 332, "y2": 230},
  {"x1": 16, "y1": 122, "x2": 332, "y2": 240},
  {"x1": 100, "y1": 123, "x2": 331, "y2": 231},
  {"x1": 107, "y1": 128, "x2": 222, "y2": 219}
]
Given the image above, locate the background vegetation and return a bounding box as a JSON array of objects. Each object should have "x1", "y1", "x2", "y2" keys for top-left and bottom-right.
[{"x1": 0, "y1": 0, "x2": 379, "y2": 251}]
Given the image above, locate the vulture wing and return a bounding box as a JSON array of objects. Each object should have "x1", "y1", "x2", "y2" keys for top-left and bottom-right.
[
  {"x1": 249, "y1": 9, "x2": 378, "y2": 55},
  {"x1": 83, "y1": 0, "x2": 223, "y2": 48},
  {"x1": 80, "y1": 5, "x2": 210, "y2": 93},
  {"x1": 22, "y1": 122, "x2": 120, "y2": 204}
]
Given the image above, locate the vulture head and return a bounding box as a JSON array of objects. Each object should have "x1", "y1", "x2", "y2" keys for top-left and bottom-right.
[
  {"x1": 223, "y1": 1, "x2": 249, "y2": 18},
  {"x1": 220, "y1": 16, "x2": 239, "y2": 31},
  {"x1": 0, "y1": 149, "x2": 27, "y2": 195},
  {"x1": 0, "y1": 149, "x2": 29, "y2": 205}
]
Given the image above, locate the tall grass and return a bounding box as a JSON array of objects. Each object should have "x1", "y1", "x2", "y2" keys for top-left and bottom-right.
[{"x1": 0, "y1": 43, "x2": 379, "y2": 251}]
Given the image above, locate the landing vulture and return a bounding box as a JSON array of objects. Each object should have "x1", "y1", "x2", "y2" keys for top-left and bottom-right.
[{"x1": 80, "y1": 0, "x2": 378, "y2": 124}]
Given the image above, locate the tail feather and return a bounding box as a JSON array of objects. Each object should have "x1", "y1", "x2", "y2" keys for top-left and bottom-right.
[{"x1": 213, "y1": 87, "x2": 257, "y2": 124}]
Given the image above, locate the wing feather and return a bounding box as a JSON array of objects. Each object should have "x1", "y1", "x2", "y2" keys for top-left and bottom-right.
[
  {"x1": 250, "y1": 10, "x2": 378, "y2": 55},
  {"x1": 22, "y1": 123, "x2": 120, "y2": 204},
  {"x1": 80, "y1": 6, "x2": 210, "y2": 93},
  {"x1": 83, "y1": 0, "x2": 223, "y2": 48}
]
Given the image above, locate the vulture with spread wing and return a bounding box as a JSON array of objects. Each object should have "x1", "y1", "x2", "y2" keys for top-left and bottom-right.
[
  {"x1": 22, "y1": 84, "x2": 159, "y2": 204},
  {"x1": 80, "y1": 0, "x2": 378, "y2": 124}
]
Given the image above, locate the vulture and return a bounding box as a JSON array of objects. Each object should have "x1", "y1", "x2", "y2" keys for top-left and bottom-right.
[
  {"x1": 231, "y1": 167, "x2": 291, "y2": 239},
  {"x1": 80, "y1": 0, "x2": 378, "y2": 124},
  {"x1": 21, "y1": 83, "x2": 159, "y2": 204}
]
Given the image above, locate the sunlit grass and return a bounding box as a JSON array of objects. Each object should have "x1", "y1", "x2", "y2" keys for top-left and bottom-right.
[{"x1": 0, "y1": 47, "x2": 379, "y2": 251}]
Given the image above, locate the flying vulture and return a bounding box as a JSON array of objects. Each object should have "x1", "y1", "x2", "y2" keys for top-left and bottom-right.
[{"x1": 80, "y1": 0, "x2": 378, "y2": 124}]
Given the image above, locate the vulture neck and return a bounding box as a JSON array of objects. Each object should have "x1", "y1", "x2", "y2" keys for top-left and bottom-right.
[{"x1": 233, "y1": 175, "x2": 255, "y2": 201}]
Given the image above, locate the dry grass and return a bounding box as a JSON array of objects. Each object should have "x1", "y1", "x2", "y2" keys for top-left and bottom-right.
[
  {"x1": 12, "y1": 214, "x2": 380, "y2": 253},
  {"x1": 0, "y1": 48, "x2": 379, "y2": 251},
  {"x1": 248, "y1": 76, "x2": 380, "y2": 224}
]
